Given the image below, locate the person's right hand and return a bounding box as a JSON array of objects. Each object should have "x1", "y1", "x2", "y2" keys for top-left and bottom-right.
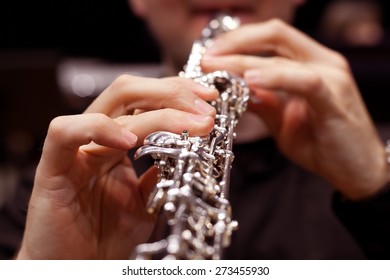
[{"x1": 201, "y1": 19, "x2": 389, "y2": 200}]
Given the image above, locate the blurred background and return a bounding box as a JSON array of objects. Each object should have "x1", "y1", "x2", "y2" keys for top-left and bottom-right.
[{"x1": 0, "y1": 0, "x2": 390, "y2": 210}]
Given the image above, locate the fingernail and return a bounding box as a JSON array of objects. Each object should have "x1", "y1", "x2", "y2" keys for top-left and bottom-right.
[
  {"x1": 201, "y1": 54, "x2": 216, "y2": 63},
  {"x1": 194, "y1": 83, "x2": 217, "y2": 95},
  {"x1": 206, "y1": 40, "x2": 222, "y2": 54},
  {"x1": 194, "y1": 99, "x2": 215, "y2": 116},
  {"x1": 188, "y1": 113, "x2": 211, "y2": 123},
  {"x1": 122, "y1": 129, "x2": 138, "y2": 145},
  {"x1": 245, "y1": 70, "x2": 263, "y2": 85}
]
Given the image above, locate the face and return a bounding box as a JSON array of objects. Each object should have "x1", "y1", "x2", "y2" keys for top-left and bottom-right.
[{"x1": 130, "y1": 0, "x2": 304, "y2": 74}]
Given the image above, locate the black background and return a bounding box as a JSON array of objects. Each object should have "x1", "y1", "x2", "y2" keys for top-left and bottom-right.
[{"x1": 2, "y1": 0, "x2": 378, "y2": 61}]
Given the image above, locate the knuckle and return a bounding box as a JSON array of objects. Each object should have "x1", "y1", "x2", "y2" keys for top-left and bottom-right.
[
  {"x1": 48, "y1": 116, "x2": 68, "y2": 137},
  {"x1": 169, "y1": 83, "x2": 184, "y2": 99},
  {"x1": 109, "y1": 74, "x2": 135, "y2": 92},
  {"x1": 267, "y1": 18, "x2": 287, "y2": 33},
  {"x1": 90, "y1": 113, "x2": 110, "y2": 131},
  {"x1": 159, "y1": 109, "x2": 186, "y2": 132},
  {"x1": 335, "y1": 72, "x2": 354, "y2": 95},
  {"x1": 330, "y1": 51, "x2": 351, "y2": 71},
  {"x1": 164, "y1": 79, "x2": 188, "y2": 100},
  {"x1": 272, "y1": 56, "x2": 286, "y2": 66},
  {"x1": 304, "y1": 71, "x2": 322, "y2": 92},
  {"x1": 162, "y1": 109, "x2": 186, "y2": 128},
  {"x1": 157, "y1": 109, "x2": 213, "y2": 136},
  {"x1": 166, "y1": 108, "x2": 181, "y2": 120}
]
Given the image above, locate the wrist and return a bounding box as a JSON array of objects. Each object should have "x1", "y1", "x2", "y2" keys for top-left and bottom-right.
[
  {"x1": 15, "y1": 246, "x2": 33, "y2": 260},
  {"x1": 342, "y1": 140, "x2": 390, "y2": 201}
]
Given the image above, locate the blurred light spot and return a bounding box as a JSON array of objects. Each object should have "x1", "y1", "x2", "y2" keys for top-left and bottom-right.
[{"x1": 71, "y1": 73, "x2": 96, "y2": 97}]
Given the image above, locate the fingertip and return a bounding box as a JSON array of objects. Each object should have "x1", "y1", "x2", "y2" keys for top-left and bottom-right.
[
  {"x1": 121, "y1": 129, "x2": 138, "y2": 147},
  {"x1": 193, "y1": 81, "x2": 219, "y2": 99},
  {"x1": 205, "y1": 38, "x2": 226, "y2": 55},
  {"x1": 194, "y1": 99, "x2": 216, "y2": 116},
  {"x1": 244, "y1": 69, "x2": 264, "y2": 86},
  {"x1": 186, "y1": 114, "x2": 215, "y2": 135},
  {"x1": 187, "y1": 113, "x2": 213, "y2": 123}
]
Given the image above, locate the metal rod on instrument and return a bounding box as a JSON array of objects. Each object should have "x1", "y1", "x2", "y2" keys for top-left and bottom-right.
[{"x1": 132, "y1": 13, "x2": 250, "y2": 260}]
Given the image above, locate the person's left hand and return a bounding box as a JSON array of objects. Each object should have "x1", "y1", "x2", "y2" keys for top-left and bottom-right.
[{"x1": 16, "y1": 75, "x2": 218, "y2": 259}]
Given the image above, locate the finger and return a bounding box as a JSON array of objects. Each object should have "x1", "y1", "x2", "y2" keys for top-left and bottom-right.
[
  {"x1": 79, "y1": 108, "x2": 215, "y2": 159},
  {"x1": 116, "y1": 108, "x2": 215, "y2": 145},
  {"x1": 244, "y1": 65, "x2": 338, "y2": 118},
  {"x1": 203, "y1": 52, "x2": 335, "y2": 116},
  {"x1": 206, "y1": 19, "x2": 340, "y2": 64},
  {"x1": 202, "y1": 54, "x2": 264, "y2": 76},
  {"x1": 85, "y1": 75, "x2": 218, "y2": 118},
  {"x1": 40, "y1": 114, "x2": 138, "y2": 175}
]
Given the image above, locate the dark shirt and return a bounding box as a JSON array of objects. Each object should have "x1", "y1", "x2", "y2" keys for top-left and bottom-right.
[
  {"x1": 225, "y1": 138, "x2": 364, "y2": 259},
  {"x1": 0, "y1": 169, "x2": 31, "y2": 259},
  {"x1": 224, "y1": 126, "x2": 390, "y2": 259}
]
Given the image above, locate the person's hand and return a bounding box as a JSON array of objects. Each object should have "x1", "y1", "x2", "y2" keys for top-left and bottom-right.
[
  {"x1": 17, "y1": 75, "x2": 218, "y2": 259},
  {"x1": 201, "y1": 19, "x2": 389, "y2": 200}
]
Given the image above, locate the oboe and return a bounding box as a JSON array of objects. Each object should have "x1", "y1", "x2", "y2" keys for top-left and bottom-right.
[{"x1": 132, "y1": 13, "x2": 250, "y2": 260}]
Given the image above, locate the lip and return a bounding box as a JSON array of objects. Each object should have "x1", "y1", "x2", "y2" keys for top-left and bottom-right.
[
  {"x1": 190, "y1": 0, "x2": 253, "y2": 10},
  {"x1": 190, "y1": 1, "x2": 255, "y2": 23}
]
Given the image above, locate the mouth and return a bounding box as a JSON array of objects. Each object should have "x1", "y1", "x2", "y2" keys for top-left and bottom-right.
[{"x1": 190, "y1": 2, "x2": 254, "y2": 23}]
